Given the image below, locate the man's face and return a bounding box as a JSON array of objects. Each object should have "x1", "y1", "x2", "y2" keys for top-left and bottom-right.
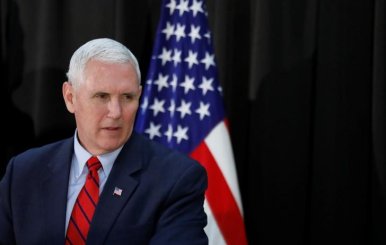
[{"x1": 63, "y1": 59, "x2": 142, "y2": 155}]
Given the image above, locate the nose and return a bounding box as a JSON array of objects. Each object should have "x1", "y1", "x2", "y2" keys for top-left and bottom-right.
[{"x1": 107, "y1": 99, "x2": 122, "y2": 119}]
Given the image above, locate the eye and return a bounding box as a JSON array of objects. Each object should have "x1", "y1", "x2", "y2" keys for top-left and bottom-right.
[
  {"x1": 123, "y1": 93, "x2": 135, "y2": 101},
  {"x1": 95, "y1": 93, "x2": 109, "y2": 100}
]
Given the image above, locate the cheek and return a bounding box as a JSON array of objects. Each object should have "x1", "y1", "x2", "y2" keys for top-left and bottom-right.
[
  {"x1": 77, "y1": 104, "x2": 106, "y2": 123},
  {"x1": 123, "y1": 106, "x2": 139, "y2": 121}
]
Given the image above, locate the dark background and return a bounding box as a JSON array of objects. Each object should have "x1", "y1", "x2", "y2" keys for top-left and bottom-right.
[{"x1": 1, "y1": 0, "x2": 385, "y2": 244}]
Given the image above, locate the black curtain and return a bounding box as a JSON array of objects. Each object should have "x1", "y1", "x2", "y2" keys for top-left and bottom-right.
[{"x1": 1, "y1": 0, "x2": 385, "y2": 244}]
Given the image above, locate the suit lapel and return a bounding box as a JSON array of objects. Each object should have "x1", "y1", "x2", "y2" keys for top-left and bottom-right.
[
  {"x1": 87, "y1": 134, "x2": 143, "y2": 245},
  {"x1": 40, "y1": 138, "x2": 73, "y2": 244}
]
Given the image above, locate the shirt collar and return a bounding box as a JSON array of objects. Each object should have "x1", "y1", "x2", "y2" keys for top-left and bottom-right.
[{"x1": 73, "y1": 130, "x2": 123, "y2": 178}]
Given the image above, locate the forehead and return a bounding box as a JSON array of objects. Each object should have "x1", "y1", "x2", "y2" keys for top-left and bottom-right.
[{"x1": 83, "y1": 59, "x2": 140, "y2": 86}]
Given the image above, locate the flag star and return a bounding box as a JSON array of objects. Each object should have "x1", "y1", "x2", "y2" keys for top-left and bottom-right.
[
  {"x1": 170, "y1": 74, "x2": 178, "y2": 91},
  {"x1": 200, "y1": 52, "x2": 215, "y2": 70},
  {"x1": 153, "y1": 73, "x2": 169, "y2": 92},
  {"x1": 162, "y1": 22, "x2": 175, "y2": 40},
  {"x1": 168, "y1": 100, "x2": 176, "y2": 117},
  {"x1": 164, "y1": 124, "x2": 174, "y2": 142},
  {"x1": 172, "y1": 49, "x2": 182, "y2": 66},
  {"x1": 180, "y1": 75, "x2": 195, "y2": 94},
  {"x1": 173, "y1": 125, "x2": 189, "y2": 143},
  {"x1": 145, "y1": 122, "x2": 162, "y2": 139},
  {"x1": 199, "y1": 76, "x2": 214, "y2": 95},
  {"x1": 158, "y1": 47, "x2": 172, "y2": 65},
  {"x1": 204, "y1": 31, "x2": 211, "y2": 41},
  {"x1": 195, "y1": 101, "x2": 211, "y2": 120},
  {"x1": 165, "y1": 0, "x2": 177, "y2": 15},
  {"x1": 190, "y1": 0, "x2": 204, "y2": 16},
  {"x1": 140, "y1": 97, "x2": 149, "y2": 112},
  {"x1": 184, "y1": 50, "x2": 199, "y2": 68},
  {"x1": 218, "y1": 86, "x2": 223, "y2": 95},
  {"x1": 149, "y1": 98, "x2": 166, "y2": 116},
  {"x1": 188, "y1": 25, "x2": 201, "y2": 43},
  {"x1": 176, "y1": 0, "x2": 189, "y2": 16},
  {"x1": 174, "y1": 23, "x2": 186, "y2": 41},
  {"x1": 177, "y1": 99, "x2": 192, "y2": 119}
]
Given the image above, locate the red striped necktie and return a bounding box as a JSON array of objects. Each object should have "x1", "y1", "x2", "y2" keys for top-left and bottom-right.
[{"x1": 66, "y1": 156, "x2": 102, "y2": 245}]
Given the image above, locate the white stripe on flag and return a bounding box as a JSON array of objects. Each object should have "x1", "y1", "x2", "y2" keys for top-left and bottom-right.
[{"x1": 205, "y1": 121, "x2": 243, "y2": 214}]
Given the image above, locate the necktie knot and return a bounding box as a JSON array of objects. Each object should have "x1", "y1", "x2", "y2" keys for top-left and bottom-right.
[{"x1": 87, "y1": 156, "x2": 102, "y2": 173}]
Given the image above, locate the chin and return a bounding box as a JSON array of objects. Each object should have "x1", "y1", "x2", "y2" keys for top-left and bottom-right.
[
  {"x1": 99, "y1": 132, "x2": 131, "y2": 151},
  {"x1": 103, "y1": 142, "x2": 124, "y2": 151}
]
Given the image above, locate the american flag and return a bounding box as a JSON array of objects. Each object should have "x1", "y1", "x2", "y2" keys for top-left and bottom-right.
[
  {"x1": 135, "y1": 0, "x2": 248, "y2": 244},
  {"x1": 113, "y1": 187, "x2": 122, "y2": 196}
]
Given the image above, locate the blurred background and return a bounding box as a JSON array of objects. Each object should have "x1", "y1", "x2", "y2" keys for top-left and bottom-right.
[{"x1": 1, "y1": 0, "x2": 385, "y2": 244}]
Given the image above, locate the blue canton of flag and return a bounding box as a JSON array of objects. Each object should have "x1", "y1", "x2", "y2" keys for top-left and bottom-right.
[{"x1": 134, "y1": 0, "x2": 225, "y2": 154}]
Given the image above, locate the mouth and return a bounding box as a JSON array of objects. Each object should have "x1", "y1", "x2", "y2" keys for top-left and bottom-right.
[{"x1": 102, "y1": 127, "x2": 121, "y2": 131}]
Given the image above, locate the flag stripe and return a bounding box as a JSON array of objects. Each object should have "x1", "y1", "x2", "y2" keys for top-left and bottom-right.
[
  {"x1": 203, "y1": 200, "x2": 227, "y2": 245},
  {"x1": 190, "y1": 138, "x2": 248, "y2": 245},
  {"x1": 204, "y1": 120, "x2": 243, "y2": 213}
]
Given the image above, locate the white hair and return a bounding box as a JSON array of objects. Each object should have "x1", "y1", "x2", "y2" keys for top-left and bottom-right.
[{"x1": 66, "y1": 38, "x2": 141, "y2": 88}]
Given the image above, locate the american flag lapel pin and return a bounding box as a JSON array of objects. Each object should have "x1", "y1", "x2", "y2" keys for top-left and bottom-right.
[{"x1": 113, "y1": 187, "x2": 123, "y2": 197}]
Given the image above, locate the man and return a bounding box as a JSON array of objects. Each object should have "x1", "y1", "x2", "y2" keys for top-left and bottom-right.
[{"x1": 0, "y1": 38, "x2": 208, "y2": 244}]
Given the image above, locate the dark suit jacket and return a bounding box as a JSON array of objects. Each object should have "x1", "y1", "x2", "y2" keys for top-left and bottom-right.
[{"x1": 0, "y1": 133, "x2": 208, "y2": 245}]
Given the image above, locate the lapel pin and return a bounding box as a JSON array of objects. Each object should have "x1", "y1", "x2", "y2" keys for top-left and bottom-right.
[{"x1": 113, "y1": 187, "x2": 123, "y2": 197}]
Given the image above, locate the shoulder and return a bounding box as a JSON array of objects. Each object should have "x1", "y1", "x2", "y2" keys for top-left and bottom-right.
[
  {"x1": 127, "y1": 133, "x2": 207, "y2": 177},
  {"x1": 12, "y1": 137, "x2": 72, "y2": 161},
  {"x1": 8, "y1": 137, "x2": 73, "y2": 170}
]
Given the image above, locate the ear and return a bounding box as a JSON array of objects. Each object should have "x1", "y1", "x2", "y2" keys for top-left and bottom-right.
[
  {"x1": 62, "y1": 81, "x2": 75, "y2": 113},
  {"x1": 138, "y1": 85, "x2": 142, "y2": 98}
]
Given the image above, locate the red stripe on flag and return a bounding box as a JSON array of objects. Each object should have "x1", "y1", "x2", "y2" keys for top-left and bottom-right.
[
  {"x1": 224, "y1": 118, "x2": 229, "y2": 129},
  {"x1": 190, "y1": 141, "x2": 248, "y2": 245}
]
